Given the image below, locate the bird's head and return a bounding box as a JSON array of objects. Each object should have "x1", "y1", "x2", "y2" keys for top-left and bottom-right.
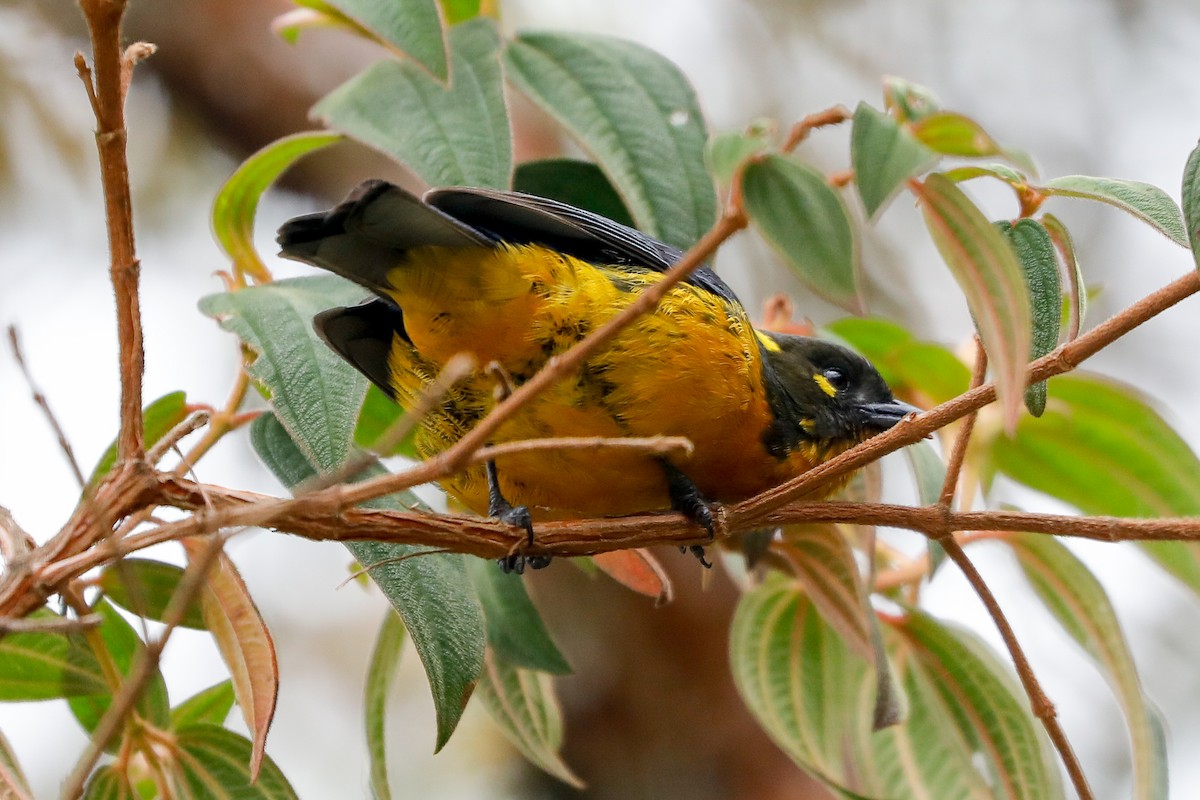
[{"x1": 759, "y1": 332, "x2": 920, "y2": 454}]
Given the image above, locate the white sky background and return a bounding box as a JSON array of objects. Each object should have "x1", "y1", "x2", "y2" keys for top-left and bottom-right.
[{"x1": 3, "y1": 0, "x2": 1200, "y2": 797}]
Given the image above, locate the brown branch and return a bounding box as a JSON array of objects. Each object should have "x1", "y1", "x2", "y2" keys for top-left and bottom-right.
[
  {"x1": 938, "y1": 336, "x2": 986, "y2": 507},
  {"x1": 937, "y1": 535, "x2": 1093, "y2": 800},
  {"x1": 76, "y1": 0, "x2": 145, "y2": 463},
  {"x1": 4, "y1": 268, "x2": 1198, "y2": 618},
  {"x1": 8, "y1": 326, "x2": 86, "y2": 488},
  {"x1": 782, "y1": 105, "x2": 852, "y2": 152}
]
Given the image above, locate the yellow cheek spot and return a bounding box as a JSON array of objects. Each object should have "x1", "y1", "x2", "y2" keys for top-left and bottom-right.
[
  {"x1": 755, "y1": 330, "x2": 781, "y2": 352},
  {"x1": 813, "y1": 373, "x2": 838, "y2": 398},
  {"x1": 800, "y1": 418, "x2": 816, "y2": 433}
]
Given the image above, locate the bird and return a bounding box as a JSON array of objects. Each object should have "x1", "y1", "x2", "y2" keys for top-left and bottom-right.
[{"x1": 277, "y1": 180, "x2": 918, "y2": 571}]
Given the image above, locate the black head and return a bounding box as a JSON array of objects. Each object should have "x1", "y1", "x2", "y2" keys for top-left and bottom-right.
[{"x1": 760, "y1": 332, "x2": 919, "y2": 452}]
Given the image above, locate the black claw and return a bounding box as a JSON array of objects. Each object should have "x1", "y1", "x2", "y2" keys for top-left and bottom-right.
[
  {"x1": 488, "y1": 460, "x2": 548, "y2": 573},
  {"x1": 662, "y1": 460, "x2": 715, "y2": 569}
]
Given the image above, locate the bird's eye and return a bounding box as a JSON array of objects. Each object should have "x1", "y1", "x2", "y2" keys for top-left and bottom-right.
[{"x1": 822, "y1": 367, "x2": 848, "y2": 392}]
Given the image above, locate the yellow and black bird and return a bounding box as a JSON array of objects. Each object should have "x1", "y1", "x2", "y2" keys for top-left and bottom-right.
[{"x1": 278, "y1": 180, "x2": 916, "y2": 570}]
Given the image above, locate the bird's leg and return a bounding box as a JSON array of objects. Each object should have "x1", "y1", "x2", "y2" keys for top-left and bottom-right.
[
  {"x1": 661, "y1": 460, "x2": 714, "y2": 569},
  {"x1": 481, "y1": 360, "x2": 549, "y2": 573},
  {"x1": 487, "y1": 460, "x2": 548, "y2": 574}
]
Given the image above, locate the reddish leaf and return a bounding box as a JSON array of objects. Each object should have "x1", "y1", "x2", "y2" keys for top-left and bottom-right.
[
  {"x1": 183, "y1": 541, "x2": 278, "y2": 779},
  {"x1": 592, "y1": 550, "x2": 673, "y2": 604}
]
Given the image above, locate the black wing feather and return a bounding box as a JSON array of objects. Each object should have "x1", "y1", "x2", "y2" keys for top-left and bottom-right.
[
  {"x1": 278, "y1": 180, "x2": 490, "y2": 294},
  {"x1": 425, "y1": 187, "x2": 738, "y2": 304},
  {"x1": 313, "y1": 299, "x2": 405, "y2": 400}
]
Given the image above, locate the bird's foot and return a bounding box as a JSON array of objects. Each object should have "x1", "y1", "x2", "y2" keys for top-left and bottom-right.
[
  {"x1": 488, "y1": 460, "x2": 550, "y2": 574},
  {"x1": 662, "y1": 461, "x2": 715, "y2": 569}
]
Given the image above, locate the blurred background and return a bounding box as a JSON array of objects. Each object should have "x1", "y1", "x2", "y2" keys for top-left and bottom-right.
[{"x1": 4, "y1": 0, "x2": 1200, "y2": 797}]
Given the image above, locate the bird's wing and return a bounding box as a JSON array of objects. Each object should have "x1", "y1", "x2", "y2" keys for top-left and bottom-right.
[
  {"x1": 277, "y1": 180, "x2": 490, "y2": 294},
  {"x1": 425, "y1": 186, "x2": 739, "y2": 304}
]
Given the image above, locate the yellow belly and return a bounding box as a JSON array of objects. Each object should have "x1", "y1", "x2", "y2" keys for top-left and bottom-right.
[{"x1": 382, "y1": 243, "x2": 809, "y2": 518}]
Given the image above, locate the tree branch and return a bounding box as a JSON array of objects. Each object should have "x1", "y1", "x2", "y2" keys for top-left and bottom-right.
[
  {"x1": 937, "y1": 534, "x2": 1092, "y2": 799},
  {"x1": 76, "y1": 0, "x2": 146, "y2": 463}
]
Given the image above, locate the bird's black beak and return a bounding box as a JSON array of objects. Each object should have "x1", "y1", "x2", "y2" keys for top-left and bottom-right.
[{"x1": 858, "y1": 399, "x2": 921, "y2": 430}]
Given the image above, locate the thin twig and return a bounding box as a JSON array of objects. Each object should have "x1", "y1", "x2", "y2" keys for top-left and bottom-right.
[
  {"x1": 0, "y1": 505, "x2": 35, "y2": 566},
  {"x1": 8, "y1": 326, "x2": 86, "y2": 488},
  {"x1": 782, "y1": 105, "x2": 852, "y2": 152},
  {"x1": 938, "y1": 337, "x2": 986, "y2": 507},
  {"x1": 300, "y1": 353, "x2": 476, "y2": 492},
  {"x1": 937, "y1": 535, "x2": 1093, "y2": 800},
  {"x1": 173, "y1": 364, "x2": 250, "y2": 477},
  {"x1": 78, "y1": 0, "x2": 145, "y2": 463},
  {"x1": 0, "y1": 613, "x2": 102, "y2": 633},
  {"x1": 146, "y1": 410, "x2": 210, "y2": 466}
]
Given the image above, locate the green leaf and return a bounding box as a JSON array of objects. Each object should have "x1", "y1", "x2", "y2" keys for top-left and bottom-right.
[
  {"x1": 943, "y1": 162, "x2": 1027, "y2": 186},
  {"x1": 777, "y1": 527, "x2": 871, "y2": 659},
  {"x1": 0, "y1": 727, "x2": 32, "y2": 800},
  {"x1": 1040, "y1": 175, "x2": 1188, "y2": 247},
  {"x1": 902, "y1": 440, "x2": 948, "y2": 576},
  {"x1": 825, "y1": 317, "x2": 969, "y2": 407},
  {"x1": 729, "y1": 576, "x2": 875, "y2": 790},
  {"x1": 251, "y1": 413, "x2": 485, "y2": 750},
  {"x1": 890, "y1": 609, "x2": 1063, "y2": 799},
  {"x1": 778, "y1": 525, "x2": 903, "y2": 731},
  {"x1": 986, "y1": 373, "x2": 1200, "y2": 596},
  {"x1": 1007, "y1": 534, "x2": 1167, "y2": 800},
  {"x1": 868, "y1": 631, "x2": 992, "y2": 799},
  {"x1": 909, "y1": 112, "x2": 1003, "y2": 158},
  {"x1": 881, "y1": 76, "x2": 941, "y2": 123},
  {"x1": 466, "y1": 559, "x2": 570, "y2": 675},
  {"x1": 353, "y1": 384, "x2": 419, "y2": 458},
  {"x1": 1040, "y1": 213, "x2": 1086, "y2": 339},
  {"x1": 476, "y1": 652, "x2": 582, "y2": 788},
  {"x1": 314, "y1": 18, "x2": 510, "y2": 189},
  {"x1": 912, "y1": 173, "x2": 1032, "y2": 431},
  {"x1": 996, "y1": 219, "x2": 1061, "y2": 416},
  {"x1": 850, "y1": 102, "x2": 936, "y2": 218},
  {"x1": 98, "y1": 559, "x2": 207, "y2": 630},
  {"x1": 87, "y1": 391, "x2": 188, "y2": 487},
  {"x1": 705, "y1": 125, "x2": 771, "y2": 186},
  {"x1": 513, "y1": 158, "x2": 635, "y2": 228},
  {"x1": 68, "y1": 600, "x2": 171, "y2": 741},
  {"x1": 439, "y1": 0, "x2": 483, "y2": 25},
  {"x1": 504, "y1": 31, "x2": 716, "y2": 250},
  {"x1": 0, "y1": 610, "x2": 108, "y2": 700},
  {"x1": 200, "y1": 275, "x2": 370, "y2": 475},
  {"x1": 743, "y1": 153, "x2": 860, "y2": 311},
  {"x1": 314, "y1": 0, "x2": 448, "y2": 80},
  {"x1": 82, "y1": 765, "x2": 135, "y2": 800},
  {"x1": 365, "y1": 611, "x2": 406, "y2": 800},
  {"x1": 171, "y1": 681, "x2": 236, "y2": 729},
  {"x1": 732, "y1": 578, "x2": 1005, "y2": 798},
  {"x1": 1182, "y1": 139, "x2": 1200, "y2": 268},
  {"x1": 171, "y1": 724, "x2": 298, "y2": 799},
  {"x1": 212, "y1": 132, "x2": 341, "y2": 283}
]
